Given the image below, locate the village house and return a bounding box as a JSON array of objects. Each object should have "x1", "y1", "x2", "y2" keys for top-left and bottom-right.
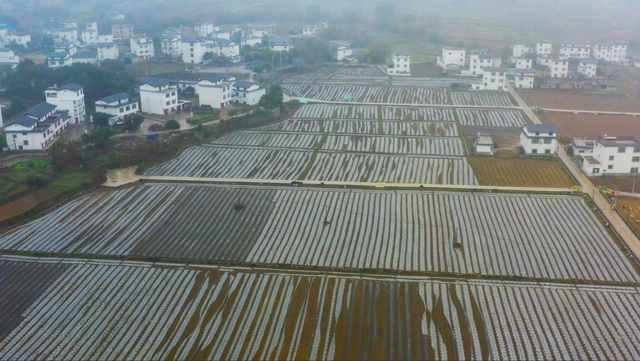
[
  {"x1": 4, "y1": 31, "x2": 31, "y2": 46},
  {"x1": 577, "y1": 58, "x2": 598, "y2": 78},
  {"x1": 111, "y1": 24, "x2": 134, "y2": 40},
  {"x1": 516, "y1": 57, "x2": 533, "y2": 69},
  {"x1": 332, "y1": 43, "x2": 352, "y2": 61},
  {"x1": 95, "y1": 93, "x2": 139, "y2": 125},
  {"x1": 515, "y1": 69, "x2": 536, "y2": 89},
  {"x1": 474, "y1": 67, "x2": 507, "y2": 91},
  {"x1": 211, "y1": 30, "x2": 230, "y2": 41},
  {"x1": 582, "y1": 136, "x2": 640, "y2": 176},
  {"x1": 559, "y1": 42, "x2": 591, "y2": 59},
  {"x1": 268, "y1": 37, "x2": 292, "y2": 52},
  {"x1": 303, "y1": 25, "x2": 316, "y2": 37},
  {"x1": 387, "y1": 52, "x2": 411, "y2": 76},
  {"x1": 50, "y1": 27, "x2": 78, "y2": 43},
  {"x1": 467, "y1": 49, "x2": 493, "y2": 76},
  {"x1": 161, "y1": 35, "x2": 182, "y2": 57},
  {"x1": 536, "y1": 41, "x2": 553, "y2": 55},
  {"x1": 139, "y1": 78, "x2": 184, "y2": 115},
  {"x1": 130, "y1": 37, "x2": 154, "y2": 59},
  {"x1": 241, "y1": 36, "x2": 262, "y2": 48},
  {"x1": 54, "y1": 42, "x2": 76, "y2": 56},
  {"x1": 536, "y1": 54, "x2": 552, "y2": 68},
  {"x1": 73, "y1": 50, "x2": 97, "y2": 64},
  {"x1": 0, "y1": 47, "x2": 19, "y2": 68},
  {"x1": 549, "y1": 57, "x2": 569, "y2": 78},
  {"x1": 4, "y1": 103, "x2": 70, "y2": 151},
  {"x1": 513, "y1": 43, "x2": 531, "y2": 58},
  {"x1": 194, "y1": 22, "x2": 218, "y2": 38},
  {"x1": 182, "y1": 38, "x2": 206, "y2": 64},
  {"x1": 47, "y1": 51, "x2": 72, "y2": 68},
  {"x1": 437, "y1": 47, "x2": 466, "y2": 70},
  {"x1": 204, "y1": 38, "x2": 241, "y2": 63},
  {"x1": 45, "y1": 83, "x2": 86, "y2": 124},
  {"x1": 572, "y1": 138, "x2": 595, "y2": 158},
  {"x1": 198, "y1": 74, "x2": 236, "y2": 109},
  {"x1": 474, "y1": 134, "x2": 495, "y2": 155},
  {"x1": 97, "y1": 42, "x2": 119, "y2": 61},
  {"x1": 520, "y1": 124, "x2": 558, "y2": 155},
  {"x1": 169, "y1": 80, "x2": 199, "y2": 95},
  {"x1": 81, "y1": 22, "x2": 98, "y2": 45},
  {"x1": 232, "y1": 81, "x2": 266, "y2": 106},
  {"x1": 594, "y1": 41, "x2": 628, "y2": 64},
  {"x1": 249, "y1": 23, "x2": 276, "y2": 37}
]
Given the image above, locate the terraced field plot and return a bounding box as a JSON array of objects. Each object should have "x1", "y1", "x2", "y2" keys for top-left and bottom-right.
[
  {"x1": 451, "y1": 92, "x2": 518, "y2": 107},
  {"x1": 320, "y1": 135, "x2": 465, "y2": 156},
  {"x1": 293, "y1": 104, "x2": 455, "y2": 121},
  {"x1": 2, "y1": 184, "x2": 637, "y2": 282},
  {"x1": 282, "y1": 84, "x2": 450, "y2": 105},
  {"x1": 471, "y1": 157, "x2": 575, "y2": 188},
  {"x1": 262, "y1": 119, "x2": 460, "y2": 137},
  {"x1": 457, "y1": 109, "x2": 529, "y2": 128},
  {"x1": 333, "y1": 66, "x2": 386, "y2": 76},
  {"x1": 2, "y1": 257, "x2": 640, "y2": 360}
]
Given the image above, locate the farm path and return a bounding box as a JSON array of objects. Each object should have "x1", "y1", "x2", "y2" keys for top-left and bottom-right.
[
  {"x1": 510, "y1": 82, "x2": 640, "y2": 261},
  {"x1": 292, "y1": 97, "x2": 522, "y2": 110},
  {"x1": 544, "y1": 108, "x2": 640, "y2": 116},
  {"x1": 134, "y1": 175, "x2": 572, "y2": 193}
]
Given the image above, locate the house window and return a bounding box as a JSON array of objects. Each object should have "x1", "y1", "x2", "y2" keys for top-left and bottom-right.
[
  {"x1": 618, "y1": 147, "x2": 627, "y2": 153},
  {"x1": 23, "y1": 140, "x2": 29, "y2": 145},
  {"x1": 632, "y1": 168, "x2": 639, "y2": 174},
  {"x1": 545, "y1": 149, "x2": 551, "y2": 154},
  {"x1": 544, "y1": 139, "x2": 552, "y2": 144},
  {"x1": 609, "y1": 155, "x2": 615, "y2": 161},
  {"x1": 608, "y1": 165, "x2": 614, "y2": 170},
  {"x1": 532, "y1": 149, "x2": 538, "y2": 154},
  {"x1": 633, "y1": 157, "x2": 640, "y2": 162}
]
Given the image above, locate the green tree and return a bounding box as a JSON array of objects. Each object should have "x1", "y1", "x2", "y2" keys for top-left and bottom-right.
[
  {"x1": 92, "y1": 112, "x2": 110, "y2": 128},
  {"x1": 10, "y1": 97, "x2": 25, "y2": 116},
  {"x1": 123, "y1": 113, "x2": 144, "y2": 131},
  {"x1": 49, "y1": 140, "x2": 83, "y2": 171},
  {"x1": 203, "y1": 52, "x2": 215, "y2": 61},
  {"x1": 82, "y1": 128, "x2": 112, "y2": 149},
  {"x1": 41, "y1": 35, "x2": 55, "y2": 47},
  {"x1": 165, "y1": 119, "x2": 180, "y2": 130},
  {"x1": 25, "y1": 174, "x2": 46, "y2": 188},
  {"x1": 259, "y1": 85, "x2": 284, "y2": 110}
]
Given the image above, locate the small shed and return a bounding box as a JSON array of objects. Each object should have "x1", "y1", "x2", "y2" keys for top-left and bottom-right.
[{"x1": 475, "y1": 133, "x2": 494, "y2": 155}]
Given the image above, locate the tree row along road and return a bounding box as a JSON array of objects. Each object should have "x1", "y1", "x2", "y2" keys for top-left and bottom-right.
[{"x1": 507, "y1": 82, "x2": 640, "y2": 261}]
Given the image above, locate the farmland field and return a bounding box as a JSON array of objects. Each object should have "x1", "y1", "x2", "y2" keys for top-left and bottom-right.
[
  {"x1": 615, "y1": 198, "x2": 640, "y2": 235},
  {"x1": 2, "y1": 257, "x2": 640, "y2": 360},
  {"x1": 457, "y1": 109, "x2": 529, "y2": 128},
  {"x1": 2, "y1": 183, "x2": 637, "y2": 282},
  {"x1": 521, "y1": 89, "x2": 640, "y2": 112},
  {"x1": 543, "y1": 112, "x2": 640, "y2": 139},
  {"x1": 294, "y1": 104, "x2": 455, "y2": 121},
  {"x1": 470, "y1": 158, "x2": 575, "y2": 188},
  {"x1": 333, "y1": 66, "x2": 386, "y2": 76},
  {"x1": 262, "y1": 119, "x2": 460, "y2": 137},
  {"x1": 282, "y1": 84, "x2": 450, "y2": 105},
  {"x1": 450, "y1": 92, "x2": 517, "y2": 107}
]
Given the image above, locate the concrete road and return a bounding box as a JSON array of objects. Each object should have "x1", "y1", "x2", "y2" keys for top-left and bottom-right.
[{"x1": 544, "y1": 108, "x2": 640, "y2": 116}]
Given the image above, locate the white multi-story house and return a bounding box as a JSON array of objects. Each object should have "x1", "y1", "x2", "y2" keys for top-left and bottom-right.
[
  {"x1": 593, "y1": 43, "x2": 612, "y2": 61},
  {"x1": 4, "y1": 32, "x2": 31, "y2": 46},
  {"x1": 98, "y1": 34, "x2": 113, "y2": 43},
  {"x1": 204, "y1": 38, "x2": 241, "y2": 63},
  {"x1": 97, "y1": 42, "x2": 119, "y2": 61},
  {"x1": 536, "y1": 41, "x2": 552, "y2": 55},
  {"x1": 549, "y1": 58, "x2": 569, "y2": 78},
  {"x1": 516, "y1": 57, "x2": 533, "y2": 69},
  {"x1": 303, "y1": 25, "x2": 316, "y2": 37},
  {"x1": 594, "y1": 41, "x2": 628, "y2": 64},
  {"x1": 513, "y1": 43, "x2": 531, "y2": 58},
  {"x1": 520, "y1": 124, "x2": 558, "y2": 155},
  {"x1": 194, "y1": 22, "x2": 218, "y2": 37},
  {"x1": 0, "y1": 47, "x2": 19, "y2": 68},
  {"x1": 52, "y1": 27, "x2": 78, "y2": 43},
  {"x1": 130, "y1": 37, "x2": 154, "y2": 59},
  {"x1": 474, "y1": 67, "x2": 507, "y2": 91},
  {"x1": 577, "y1": 58, "x2": 598, "y2": 78},
  {"x1": 249, "y1": 24, "x2": 276, "y2": 37},
  {"x1": 47, "y1": 51, "x2": 72, "y2": 68},
  {"x1": 515, "y1": 69, "x2": 536, "y2": 89},
  {"x1": 112, "y1": 24, "x2": 134, "y2": 40},
  {"x1": 468, "y1": 50, "x2": 493, "y2": 75},
  {"x1": 95, "y1": 92, "x2": 139, "y2": 125},
  {"x1": 212, "y1": 30, "x2": 230, "y2": 41},
  {"x1": 559, "y1": 42, "x2": 590, "y2": 59},
  {"x1": 54, "y1": 42, "x2": 76, "y2": 56},
  {"x1": 437, "y1": 47, "x2": 466, "y2": 69},
  {"x1": 536, "y1": 54, "x2": 552, "y2": 68},
  {"x1": 140, "y1": 78, "x2": 181, "y2": 115},
  {"x1": 81, "y1": 22, "x2": 98, "y2": 45},
  {"x1": 198, "y1": 74, "x2": 236, "y2": 109},
  {"x1": 268, "y1": 37, "x2": 292, "y2": 52},
  {"x1": 332, "y1": 44, "x2": 352, "y2": 61},
  {"x1": 73, "y1": 50, "x2": 97, "y2": 64},
  {"x1": 4, "y1": 103, "x2": 70, "y2": 151},
  {"x1": 582, "y1": 136, "x2": 640, "y2": 176},
  {"x1": 45, "y1": 83, "x2": 86, "y2": 124},
  {"x1": 241, "y1": 36, "x2": 262, "y2": 48},
  {"x1": 386, "y1": 52, "x2": 411, "y2": 76},
  {"x1": 181, "y1": 38, "x2": 206, "y2": 64},
  {"x1": 232, "y1": 81, "x2": 266, "y2": 105},
  {"x1": 61, "y1": 20, "x2": 78, "y2": 29},
  {"x1": 161, "y1": 35, "x2": 182, "y2": 57}
]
